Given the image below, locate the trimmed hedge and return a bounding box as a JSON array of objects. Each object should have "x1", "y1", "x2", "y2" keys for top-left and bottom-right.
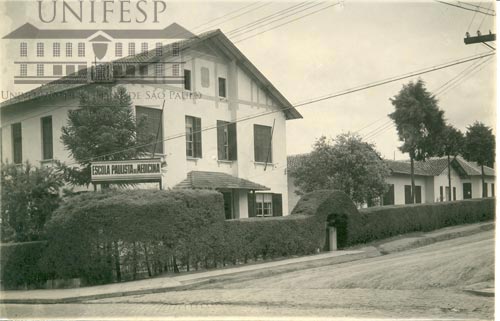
[
  {"x1": 1, "y1": 241, "x2": 48, "y2": 289},
  {"x1": 41, "y1": 189, "x2": 225, "y2": 284},
  {"x1": 351, "y1": 198, "x2": 495, "y2": 246}
]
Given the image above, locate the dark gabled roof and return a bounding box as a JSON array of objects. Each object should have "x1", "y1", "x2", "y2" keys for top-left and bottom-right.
[
  {"x1": 3, "y1": 22, "x2": 194, "y2": 39},
  {"x1": 286, "y1": 153, "x2": 495, "y2": 178},
  {"x1": 1, "y1": 29, "x2": 302, "y2": 120},
  {"x1": 174, "y1": 171, "x2": 270, "y2": 190},
  {"x1": 386, "y1": 157, "x2": 495, "y2": 177}
]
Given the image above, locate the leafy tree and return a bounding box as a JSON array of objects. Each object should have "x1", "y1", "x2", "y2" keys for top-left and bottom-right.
[
  {"x1": 291, "y1": 133, "x2": 390, "y2": 207},
  {"x1": 437, "y1": 125, "x2": 464, "y2": 201},
  {"x1": 1, "y1": 162, "x2": 64, "y2": 242},
  {"x1": 463, "y1": 121, "x2": 495, "y2": 197},
  {"x1": 389, "y1": 79, "x2": 445, "y2": 203},
  {"x1": 60, "y1": 86, "x2": 152, "y2": 186}
]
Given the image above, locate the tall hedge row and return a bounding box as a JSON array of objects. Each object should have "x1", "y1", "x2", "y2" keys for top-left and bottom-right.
[
  {"x1": 40, "y1": 189, "x2": 322, "y2": 286},
  {"x1": 1, "y1": 241, "x2": 48, "y2": 289},
  {"x1": 350, "y1": 198, "x2": 495, "y2": 246}
]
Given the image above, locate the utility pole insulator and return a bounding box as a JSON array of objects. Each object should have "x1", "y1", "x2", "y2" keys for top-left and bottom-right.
[{"x1": 464, "y1": 33, "x2": 496, "y2": 45}]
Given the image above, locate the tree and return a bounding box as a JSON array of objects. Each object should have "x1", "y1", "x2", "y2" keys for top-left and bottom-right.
[
  {"x1": 389, "y1": 79, "x2": 445, "y2": 203},
  {"x1": 60, "y1": 86, "x2": 152, "y2": 186},
  {"x1": 1, "y1": 162, "x2": 64, "y2": 242},
  {"x1": 437, "y1": 125, "x2": 464, "y2": 201},
  {"x1": 291, "y1": 133, "x2": 390, "y2": 207},
  {"x1": 463, "y1": 121, "x2": 495, "y2": 197}
]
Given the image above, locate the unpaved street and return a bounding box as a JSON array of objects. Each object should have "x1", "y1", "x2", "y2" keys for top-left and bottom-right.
[{"x1": 3, "y1": 231, "x2": 494, "y2": 319}]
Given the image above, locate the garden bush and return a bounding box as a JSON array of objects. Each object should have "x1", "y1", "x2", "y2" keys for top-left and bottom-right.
[{"x1": 1, "y1": 241, "x2": 48, "y2": 289}]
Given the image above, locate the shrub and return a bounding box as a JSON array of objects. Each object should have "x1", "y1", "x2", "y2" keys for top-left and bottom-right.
[
  {"x1": 1, "y1": 162, "x2": 64, "y2": 242},
  {"x1": 42, "y1": 189, "x2": 225, "y2": 284},
  {"x1": 1, "y1": 241, "x2": 48, "y2": 289},
  {"x1": 350, "y1": 198, "x2": 495, "y2": 246}
]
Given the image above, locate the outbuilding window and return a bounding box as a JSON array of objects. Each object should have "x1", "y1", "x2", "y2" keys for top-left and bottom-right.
[
  {"x1": 41, "y1": 116, "x2": 53, "y2": 160},
  {"x1": 12, "y1": 123, "x2": 22, "y2": 164}
]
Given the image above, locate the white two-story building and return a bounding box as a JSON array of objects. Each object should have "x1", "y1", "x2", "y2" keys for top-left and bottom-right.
[{"x1": 1, "y1": 29, "x2": 303, "y2": 219}]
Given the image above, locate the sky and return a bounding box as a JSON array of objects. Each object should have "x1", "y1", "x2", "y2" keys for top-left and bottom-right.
[{"x1": 0, "y1": 0, "x2": 496, "y2": 160}]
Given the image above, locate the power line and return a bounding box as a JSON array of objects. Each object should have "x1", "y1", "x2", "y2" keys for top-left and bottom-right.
[
  {"x1": 233, "y1": 2, "x2": 341, "y2": 43},
  {"x1": 198, "y1": 2, "x2": 273, "y2": 31},
  {"x1": 457, "y1": 1, "x2": 495, "y2": 14},
  {"x1": 192, "y1": 2, "x2": 264, "y2": 31},
  {"x1": 434, "y1": 0, "x2": 496, "y2": 16},
  {"x1": 61, "y1": 50, "x2": 495, "y2": 165},
  {"x1": 228, "y1": 2, "x2": 327, "y2": 38},
  {"x1": 477, "y1": 1, "x2": 494, "y2": 30},
  {"x1": 226, "y1": 1, "x2": 315, "y2": 36}
]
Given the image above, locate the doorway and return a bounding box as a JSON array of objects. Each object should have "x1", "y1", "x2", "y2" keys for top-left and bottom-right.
[{"x1": 463, "y1": 183, "x2": 472, "y2": 199}]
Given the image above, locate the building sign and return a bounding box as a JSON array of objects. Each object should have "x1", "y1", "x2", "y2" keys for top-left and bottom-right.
[{"x1": 91, "y1": 159, "x2": 162, "y2": 183}]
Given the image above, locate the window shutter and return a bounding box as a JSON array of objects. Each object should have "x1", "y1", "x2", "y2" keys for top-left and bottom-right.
[
  {"x1": 228, "y1": 122, "x2": 237, "y2": 161},
  {"x1": 264, "y1": 127, "x2": 272, "y2": 163},
  {"x1": 248, "y1": 192, "x2": 256, "y2": 217},
  {"x1": 194, "y1": 117, "x2": 202, "y2": 158},
  {"x1": 217, "y1": 120, "x2": 225, "y2": 160},
  {"x1": 272, "y1": 193, "x2": 283, "y2": 216},
  {"x1": 404, "y1": 185, "x2": 411, "y2": 204},
  {"x1": 254, "y1": 125, "x2": 271, "y2": 163}
]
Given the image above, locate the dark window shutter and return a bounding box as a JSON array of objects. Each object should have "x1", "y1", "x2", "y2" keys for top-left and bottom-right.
[
  {"x1": 218, "y1": 78, "x2": 226, "y2": 97},
  {"x1": 228, "y1": 122, "x2": 237, "y2": 161},
  {"x1": 194, "y1": 117, "x2": 202, "y2": 158},
  {"x1": 415, "y1": 186, "x2": 422, "y2": 204},
  {"x1": 248, "y1": 192, "x2": 256, "y2": 217},
  {"x1": 12, "y1": 123, "x2": 22, "y2": 164},
  {"x1": 254, "y1": 125, "x2": 272, "y2": 163},
  {"x1": 184, "y1": 69, "x2": 191, "y2": 90},
  {"x1": 217, "y1": 120, "x2": 225, "y2": 160},
  {"x1": 41, "y1": 116, "x2": 53, "y2": 160},
  {"x1": 404, "y1": 185, "x2": 411, "y2": 204},
  {"x1": 440, "y1": 186, "x2": 443, "y2": 201},
  {"x1": 272, "y1": 193, "x2": 283, "y2": 216}
]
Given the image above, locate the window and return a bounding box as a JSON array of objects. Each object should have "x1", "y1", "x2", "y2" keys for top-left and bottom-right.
[
  {"x1": 439, "y1": 186, "x2": 443, "y2": 202},
  {"x1": 453, "y1": 187, "x2": 457, "y2": 200},
  {"x1": 128, "y1": 42, "x2": 135, "y2": 56},
  {"x1": 491, "y1": 183, "x2": 495, "y2": 197},
  {"x1": 53, "y1": 65, "x2": 62, "y2": 76},
  {"x1": 66, "y1": 43, "x2": 72, "y2": 57},
  {"x1": 66, "y1": 65, "x2": 75, "y2": 75},
  {"x1": 37, "y1": 42, "x2": 44, "y2": 57},
  {"x1": 445, "y1": 186, "x2": 450, "y2": 201},
  {"x1": 382, "y1": 184, "x2": 395, "y2": 205},
  {"x1": 172, "y1": 64, "x2": 179, "y2": 77},
  {"x1": 136, "y1": 106, "x2": 163, "y2": 154},
  {"x1": 405, "y1": 185, "x2": 422, "y2": 204},
  {"x1": 19, "y1": 64, "x2": 27, "y2": 77},
  {"x1": 141, "y1": 42, "x2": 148, "y2": 53},
  {"x1": 155, "y1": 42, "x2": 162, "y2": 56},
  {"x1": 463, "y1": 183, "x2": 472, "y2": 199},
  {"x1": 41, "y1": 116, "x2": 53, "y2": 160},
  {"x1": 37, "y1": 64, "x2": 44, "y2": 77},
  {"x1": 201, "y1": 67, "x2": 210, "y2": 88},
  {"x1": 20, "y1": 42, "x2": 27, "y2": 57},
  {"x1": 483, "y1": 182, "x2": 488, "y2": 197},
  {"x1": 184, "y1": 69, "x2": 191, "y2": 90},
  {"x1": 185, "y1": 116, "x2": 202, "y2": 158},
  {"x1": 218, "y1": 77, "x2": 227, "y2": 98},
  {"x1": 78, "y1": 42, "x2": 85, "y2": 57},
  {"x1": 248, "y1": 193, "x2": 283, "y2": 217},
  {"x1": 217, "y1": 120, "x2": 237, "y2": 161},
  {"x1": 155, "y1": 63, "x2": 164, "y2": 78},
  {"x1": 53, "y1": 43, "x2": 60, "y2": 57},
  {"x1": 222, "y1": 191, "x2": 234, "y2": 220},
  {"x1": 115, "y1": 42, "x2": 122, "y2": 57},
  {"x1": 254, "y1": 124, "x2": 272, "y2": 163},
  {"x1": 11, "y1": 123, "x2": 22, "y2": 164},
  {"x1": 172, "y1": 42, "x2": 179, "y2": 56}
]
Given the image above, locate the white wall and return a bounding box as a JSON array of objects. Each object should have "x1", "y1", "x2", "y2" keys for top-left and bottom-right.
[
  {"x1": 433, "y1": 166, "x2": 463, "y2": 202},
  {"x1": 1, "y1": 43, "x2": 292, "y2": 218},
  {"x1": 385, "y1": 174, "x2": 433, "y2": 204}
]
